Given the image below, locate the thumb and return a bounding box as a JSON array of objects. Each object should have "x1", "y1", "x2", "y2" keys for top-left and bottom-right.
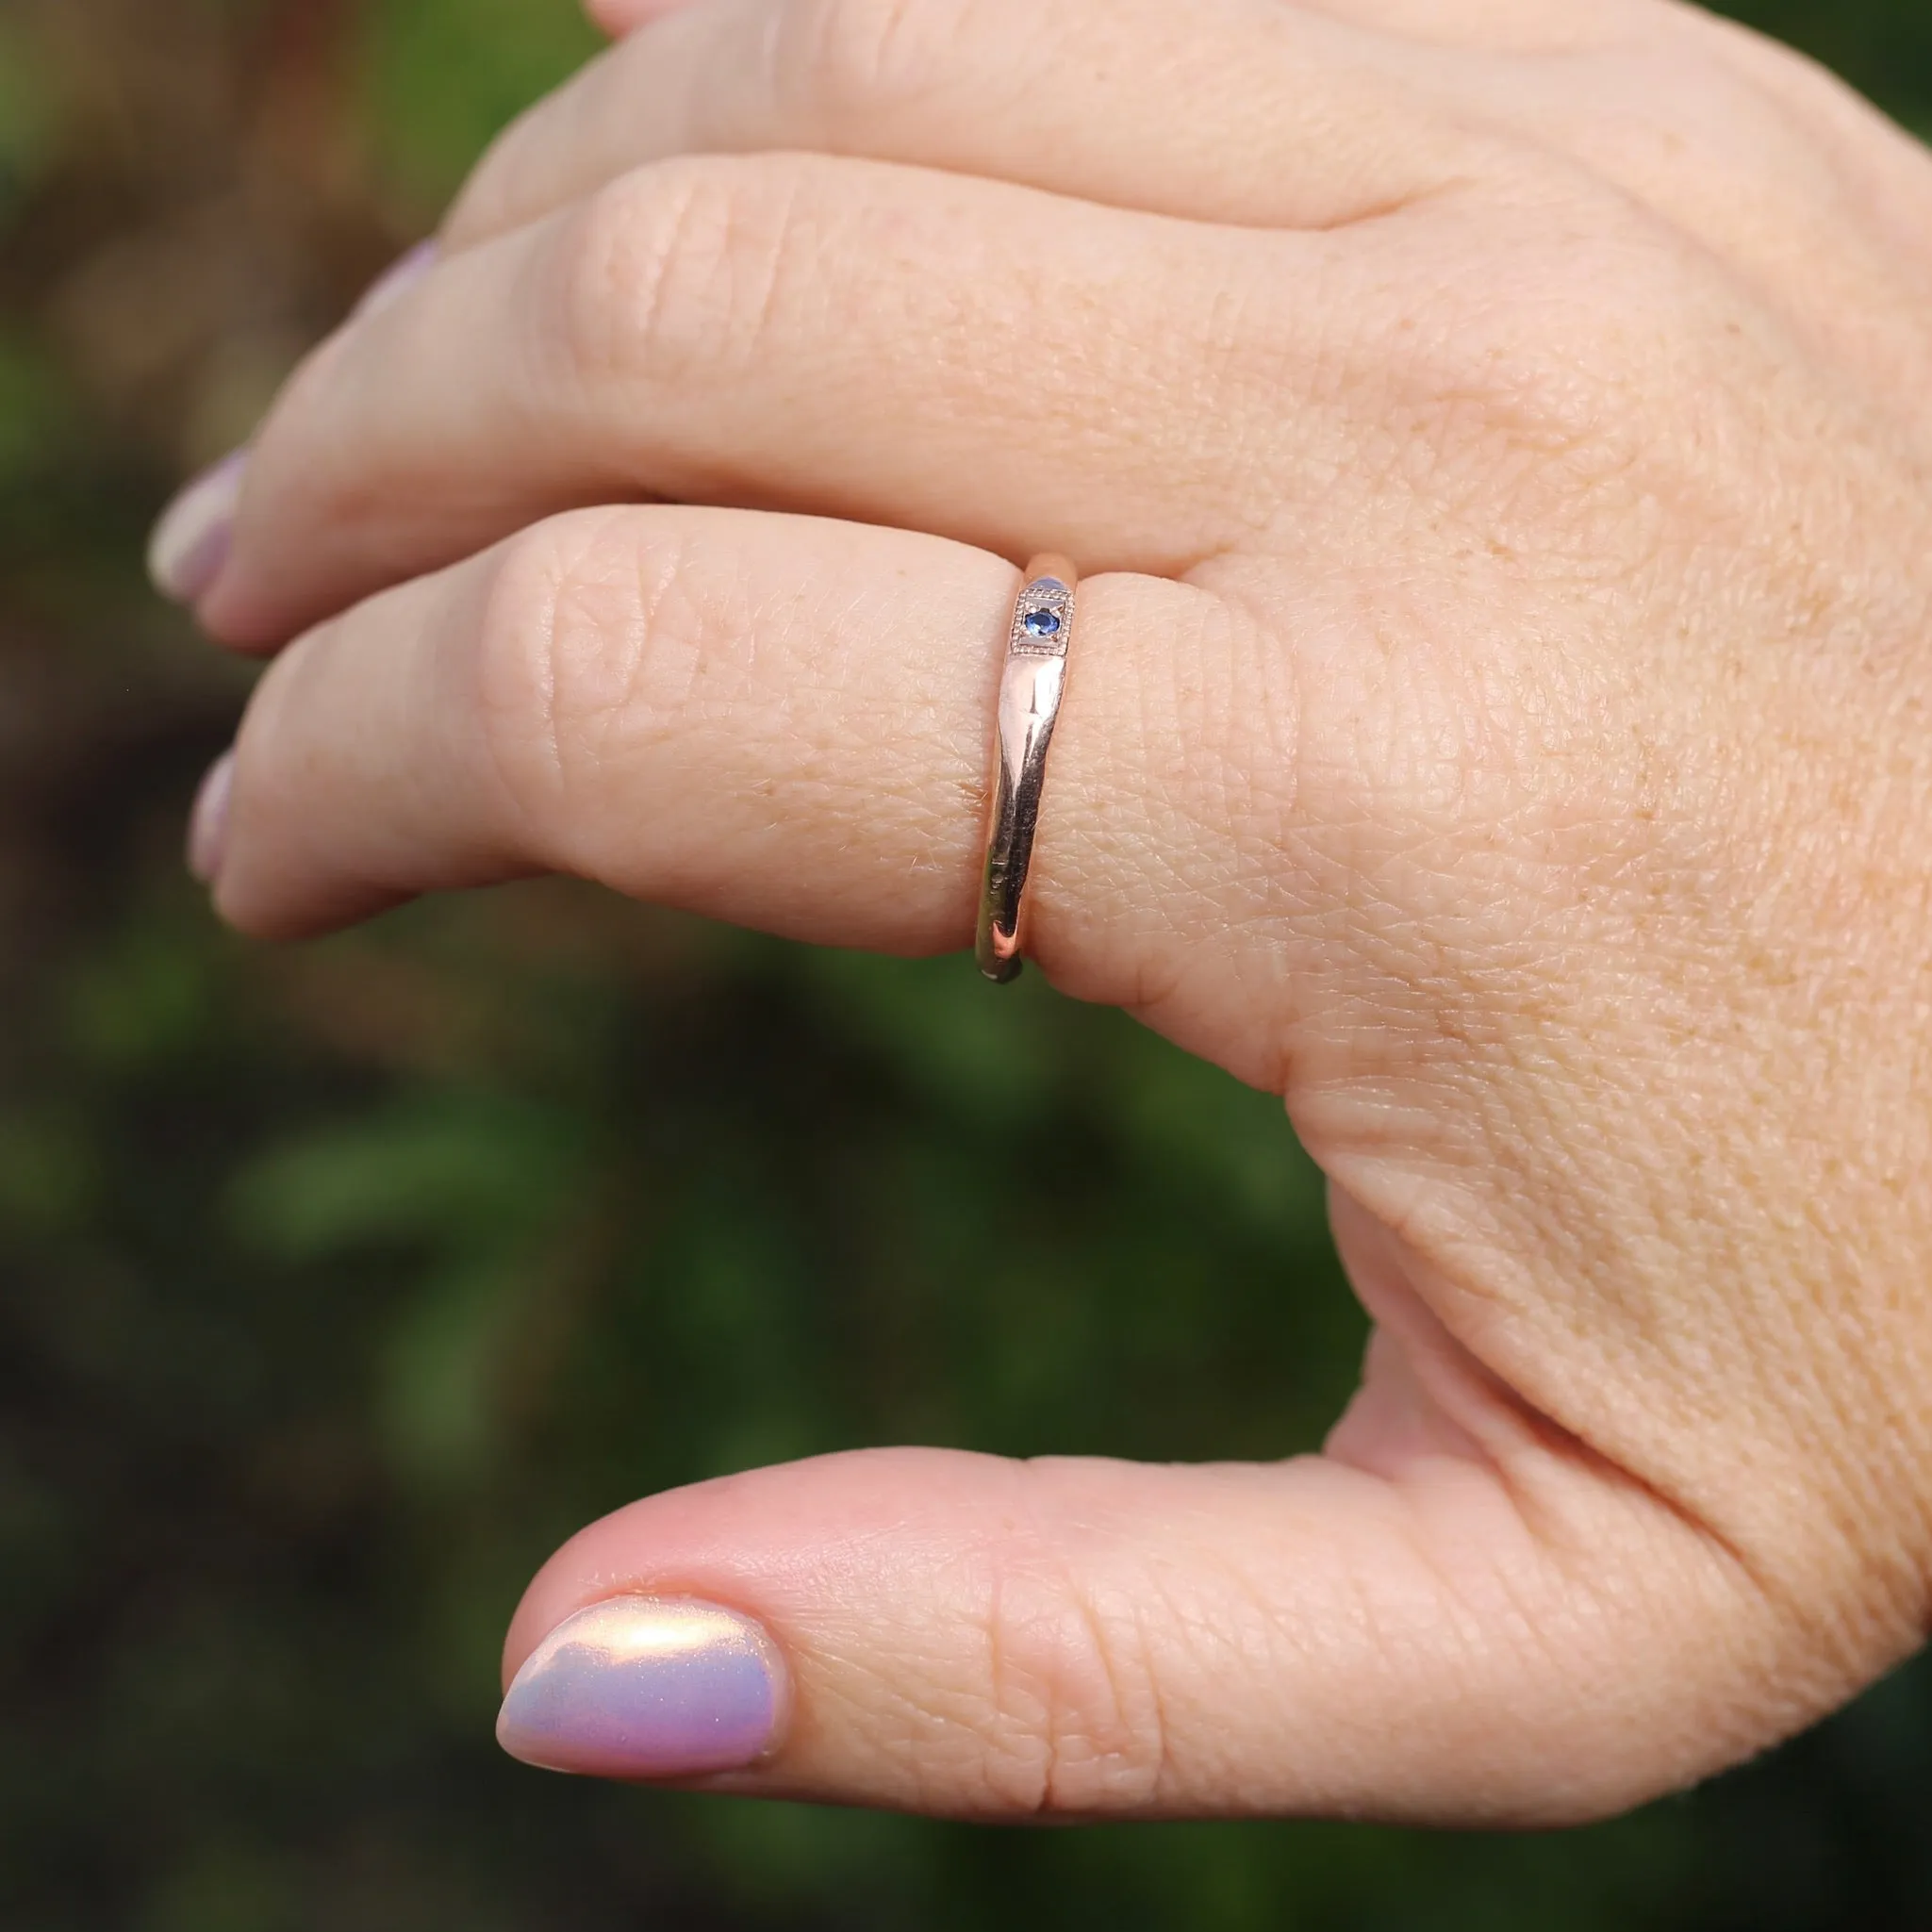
[{"x1": 496, "y1": 1261, "x2": 1793, "y2": 1825}]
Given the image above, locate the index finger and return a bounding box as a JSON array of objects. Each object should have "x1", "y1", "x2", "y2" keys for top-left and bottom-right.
[{"x1": 449, "y1": 0, "x2": 1477, "y2": 245}]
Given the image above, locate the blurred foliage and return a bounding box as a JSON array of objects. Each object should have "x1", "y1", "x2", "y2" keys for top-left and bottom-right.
[{"x1": 4, "y1": 1, "x2": 1932, "y2": 1926}]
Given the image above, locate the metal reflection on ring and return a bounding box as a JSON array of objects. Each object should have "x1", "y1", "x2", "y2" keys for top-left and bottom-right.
[{"x1": 976, "y1": 553, "x2": 1078, "y2": 983}]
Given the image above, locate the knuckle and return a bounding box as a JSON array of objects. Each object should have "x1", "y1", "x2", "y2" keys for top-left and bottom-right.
[
  {"x1": 471, "y1": 522, "x2": 572, "y2": 846},
  {"x1": 969, "y1": 1533, "x2": 1171, "y2": 1814},
  {"x1": 471, "y1": 509, "x2": 702, "y2": 869},
  {"x1": 552, "y1": 157, "x2": 806, "y2": 393},
  {"x1": 1359, "y1": 190, "x2": 1690, "y2": 522},
  {"x1": 787, "y1": 0, "x2": 977, "y2": 116}
]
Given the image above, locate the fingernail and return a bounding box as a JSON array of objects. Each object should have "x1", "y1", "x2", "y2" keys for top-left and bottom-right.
[
  {"x1": 353, "y1": 239, "x2": 438, "y2": 322},
  {"x1": 188, "y1": 751, "x2": 235, "y2": 886},
  {"x1": 497, "y1": 1596, "x2": 787, "y2": 1781},
  {"x1": 148, "y1": 451, "x2": 246, "y2": 604}
]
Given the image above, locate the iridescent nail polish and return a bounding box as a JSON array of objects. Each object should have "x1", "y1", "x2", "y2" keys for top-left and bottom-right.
[
  {"x1": 147, "y1": 450, "x2": 246, "y2": 604},
  {"x1": 497, "y1": 1596, "x2": 787, "y2": 1780},
  {"x1": 188, "y1": 750, "x2": 235, "y2": 886},
  {"x1": 353, "y1": 239, "x2": 438, "y2": 322}
]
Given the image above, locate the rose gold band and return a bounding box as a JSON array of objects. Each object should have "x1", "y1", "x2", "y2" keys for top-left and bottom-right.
[{"x1": 976, "y1": 553, "x2": 1078, "y2": 983}]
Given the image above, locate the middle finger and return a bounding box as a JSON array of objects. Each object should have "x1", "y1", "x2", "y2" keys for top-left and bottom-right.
[{"x1": 200, "y1": 156, "x2": 1359, "y2": 649}]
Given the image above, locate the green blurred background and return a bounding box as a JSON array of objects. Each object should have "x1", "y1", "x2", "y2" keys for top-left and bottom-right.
[{"x1": 5, "y1": 2, "x2": 1932, "y2": 1925}]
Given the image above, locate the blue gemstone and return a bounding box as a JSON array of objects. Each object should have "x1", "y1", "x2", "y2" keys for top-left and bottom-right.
[{"x1": 1022, "y1": 607, "x2": 1062, "y2": 638}]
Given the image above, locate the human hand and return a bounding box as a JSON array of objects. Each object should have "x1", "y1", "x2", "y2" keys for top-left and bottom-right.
[{"x1": 151, "y1": 0, "x2": 1932, "y2": 1824}]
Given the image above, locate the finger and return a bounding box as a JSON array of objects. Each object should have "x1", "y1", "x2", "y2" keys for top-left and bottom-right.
[
  {"x1": 455, "y1": 0, "x2": 1479, "y2": 247},
  {"x1": 197, "y1": 155, "x2": 1353, "y2": 648},
  {"x1": 209, "y1": 503, "x2": 1324, "y2": 1091},
  {"x1": 208, "y1": 508, "x2": 1000, "y2": 942},
  {"x1": 1292, "y1": 0, "x2": 1659, "y2": 52},
  {"x1": 209, "y1": 506, "x2": 1248, "y2": 1040},
  {"x1": 490, "y1": 1314, "x2": 1792, "y2": 1822}
]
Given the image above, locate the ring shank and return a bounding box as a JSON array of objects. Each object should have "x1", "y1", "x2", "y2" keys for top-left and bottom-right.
[{"x1": 976, "y1": 553, "x2": 1078, "y2": 983}]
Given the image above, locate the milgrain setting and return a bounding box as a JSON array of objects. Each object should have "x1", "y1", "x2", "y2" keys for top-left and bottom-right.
[{"x1": 976, "y1": 554, "x2": 1078, "y2": 983}]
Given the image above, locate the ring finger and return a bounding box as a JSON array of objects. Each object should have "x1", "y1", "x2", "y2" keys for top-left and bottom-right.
[{"x1": 207, "y1": 504, "x2": 1284, "y2": 1073}]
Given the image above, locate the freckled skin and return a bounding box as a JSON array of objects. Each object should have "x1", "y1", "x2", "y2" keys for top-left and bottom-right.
[{"x1": 165, "y1": 0, "x2": 1932, "y2": 1825}]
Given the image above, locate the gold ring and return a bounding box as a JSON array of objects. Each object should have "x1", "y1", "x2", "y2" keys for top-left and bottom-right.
[{"x1": 976, "y1": 554, "x2": 1077, "y2": 983}]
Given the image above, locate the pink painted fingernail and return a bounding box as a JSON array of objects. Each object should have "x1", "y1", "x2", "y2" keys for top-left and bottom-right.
[
  {"x1": 148, "y1": 451, "x2": 246, "y2": 605},
  {"x1": 497, "y1": 1596, "x2": 787, "y2": 1781},
  {"x1": 188, "y1": 751, "x2": 235, "y2": 886},
  {"x1": 353, "y1": 239, "x2": 438, "y2": 322}
]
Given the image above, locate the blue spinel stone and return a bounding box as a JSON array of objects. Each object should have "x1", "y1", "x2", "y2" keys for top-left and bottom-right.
[{"x1": 1022, "y1": 607, "x2": 1063, "y2": 638}]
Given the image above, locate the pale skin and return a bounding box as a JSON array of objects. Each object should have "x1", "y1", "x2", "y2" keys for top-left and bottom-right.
[{"x1": 155, "y1": 0, "x2": 1932, "y2": 1824}]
